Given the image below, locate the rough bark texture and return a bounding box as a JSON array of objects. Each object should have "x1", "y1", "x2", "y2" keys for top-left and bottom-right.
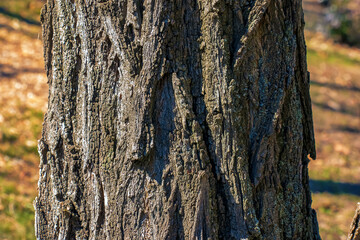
[
  {"x1": 35, "y1": 0, "x2": 321, "y2": 239},
  {"x1": 348, "y1": 203, "x2": 360, "y2": 240}
]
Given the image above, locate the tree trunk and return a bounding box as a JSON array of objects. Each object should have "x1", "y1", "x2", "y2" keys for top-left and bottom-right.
[
  {"x1": 348, "y1": 203, "x2": 360, "y2": 240},
  {"x1": 35, "y1": 0, "x2": 321, "y2": 239}
]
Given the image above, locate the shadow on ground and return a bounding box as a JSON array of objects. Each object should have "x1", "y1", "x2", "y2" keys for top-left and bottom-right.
[
  {"x1": 311, "y1": 80, "x2": 360, "y2": 92},
  {"x1": 310, "y1": 180, "x2": 360, "y2": 196},
  {"x1": 0, "y1": 7, "x2": 40, "y2": 26},
  {"x1": 0, "y1": 64, "x2": 43, "y2": 80},
  {"x1": 312, "y1": 101, "x2": 359, "y2": 117},
  {"x1": 332, "y1": 125, "x2": 360, "y2": 134}
]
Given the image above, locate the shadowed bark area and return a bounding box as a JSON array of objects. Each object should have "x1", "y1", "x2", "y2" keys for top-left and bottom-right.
[{"x1": 35, "y1": 0, "x2": 321, "y2": 239}]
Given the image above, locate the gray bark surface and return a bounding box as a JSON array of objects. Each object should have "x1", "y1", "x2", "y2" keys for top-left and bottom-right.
[{"x1": 35, "y1": 0, "x2": 321, "y2": 239}]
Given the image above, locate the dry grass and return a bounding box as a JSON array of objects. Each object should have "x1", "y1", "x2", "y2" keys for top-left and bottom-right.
[
  {"x1": 307, "y1": 32, "x2": 360, "y2": 184},
  {"x1": 0, "y1": 0, "x2": 43, "y2": 24},
  {"x1": 312, "y1": 193, "x2": 359, "y2": 240},
  {"x1": 306, "y1": 31, "x2": 360, "y2": 240},
  {"x1": 0, "y1": 13, "x2": 46, "y2": 240}
]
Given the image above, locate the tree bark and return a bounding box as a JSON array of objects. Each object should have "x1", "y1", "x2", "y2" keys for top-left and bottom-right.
[
  {"x1": 35, "y1": 0, "x2": 321, "y2": 239},
  {"x1": 348, "y1": 203, "x2": 360, "y2": 240}
]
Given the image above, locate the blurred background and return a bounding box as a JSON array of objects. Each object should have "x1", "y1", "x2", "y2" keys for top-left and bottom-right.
[{"x1": 0, "y1": 0, "x2": 359, "y2": 239}]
